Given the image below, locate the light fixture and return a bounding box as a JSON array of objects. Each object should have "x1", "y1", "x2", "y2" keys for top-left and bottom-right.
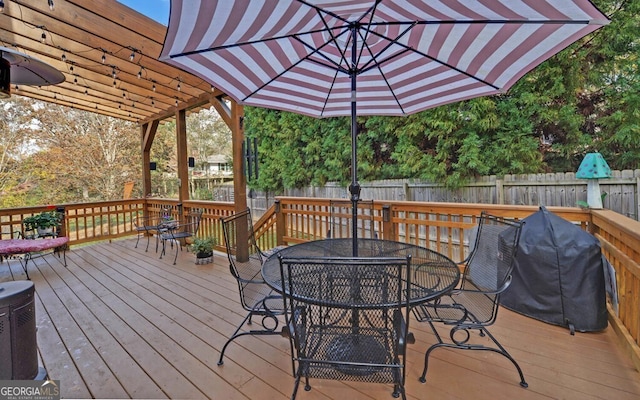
[
  {"x1": 0, "y1": 47, "x2": 65, "y2": 98},
  {"x1": 576, "y1": 152, "x2": 612, "y2": 209}
]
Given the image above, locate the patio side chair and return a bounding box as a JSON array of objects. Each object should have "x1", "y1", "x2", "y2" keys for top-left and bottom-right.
[
  {"x1": 412, "y1": 212, "x2": 528, "y2": 388},
  {"x1": 134, "y1": 206, "x2": 171, "y2": 252},
  {"x1": 279, "y1": 256, "x2": 412, "y2": 400},
  {"x1": 159, "y1": 208, "x2": 203, "y2": 265},
  {"x1": 217, "y1": 208, "x2": 286, "y2": 366},
  {"x1": 327, "y1": 199, "x2": 377, "y2": 239}
]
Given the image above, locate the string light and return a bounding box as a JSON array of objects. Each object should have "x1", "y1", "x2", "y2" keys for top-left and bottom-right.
[
  {"x1": 137, "y1": 66, "x2": 143, "y2": 79},
  {"x1": 129, "y1": 50, "x2": 135, "y2": 61},
  {"x1": 0, "y1": 1, "x2": 5, "y2": 13},
  {"x1": 48, "y1": 0, "x2": 54, "y2": 11},
  {"x1": 41, "y1": 30, "x2": 46, "y2": 43},
  {"x1": 61, "y1": 52, "x2": 66, "y2": 62},
  {"x1": 152, "y1": 82, "x2": 156, "y2": 92},
  {"x1": 177, "y1": 80, "x2": 181, "y2": 91},
  {"x1": 101, "y1": 50, "x2": 106, "y2": 63}
]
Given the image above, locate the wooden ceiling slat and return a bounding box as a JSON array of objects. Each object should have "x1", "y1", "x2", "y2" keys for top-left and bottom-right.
[{"x1": 1, "y1": 0, "x2": 218, "y2": 123}]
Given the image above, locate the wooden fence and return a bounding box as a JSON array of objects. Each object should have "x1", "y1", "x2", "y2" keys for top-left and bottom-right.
[{"x1": 233, "y1": 169, "x2": 640, "y2": 221}]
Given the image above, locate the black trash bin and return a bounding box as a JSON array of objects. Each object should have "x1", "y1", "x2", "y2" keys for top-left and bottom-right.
[{"x1": 501, "y1": 206, "x2": 607, "y2": 334}]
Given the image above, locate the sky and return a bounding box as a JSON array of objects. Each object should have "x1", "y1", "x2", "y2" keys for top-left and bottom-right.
[{"x1": 117, "y1": 0, "x2": 170, "y2": 25}]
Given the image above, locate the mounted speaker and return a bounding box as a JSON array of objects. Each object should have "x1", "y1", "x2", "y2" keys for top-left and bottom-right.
[{"x1": 0, "y1": 56, "x2": 10, "y2": 99}]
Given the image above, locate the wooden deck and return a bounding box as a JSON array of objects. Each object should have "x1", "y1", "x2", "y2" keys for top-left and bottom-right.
[{"x1": 1, "y1": 238, "x2": 639, "y2": 399}]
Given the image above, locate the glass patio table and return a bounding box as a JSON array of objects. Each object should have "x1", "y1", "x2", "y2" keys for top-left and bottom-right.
[{"x1": 262, "y1": 238, "x2": 461, "y2": 308}]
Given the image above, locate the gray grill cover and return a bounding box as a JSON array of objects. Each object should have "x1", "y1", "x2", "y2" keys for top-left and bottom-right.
[{"x1": 501, "y1": 207, "x2": 607, "y2": 332}]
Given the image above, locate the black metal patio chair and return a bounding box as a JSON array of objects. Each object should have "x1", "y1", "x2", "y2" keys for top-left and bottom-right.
[
  {"x1": 159, "y1": 208, "x2": 203, "y2": 265},
  {"x1": 217, "y1": 208, "x2": 286, "y2": 366},
  {"x1": 279, "y1": 255, "x2": 412, "y2": 399},
  {"x1": 412, "y1": 212, "x2": 528, "y2": 388},
  {"x1": 134, "y1": 206, "x2": 171, "y2": 252}
]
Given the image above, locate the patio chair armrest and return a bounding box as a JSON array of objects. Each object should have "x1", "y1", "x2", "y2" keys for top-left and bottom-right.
[{"x1": 463, "y1": 275, "x2": 513, "y2": 296}]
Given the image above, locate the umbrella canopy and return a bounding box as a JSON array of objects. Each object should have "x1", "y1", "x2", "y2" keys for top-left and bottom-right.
[{"x1": 160, "y1": 0, "x2": 608, "y2": 247}]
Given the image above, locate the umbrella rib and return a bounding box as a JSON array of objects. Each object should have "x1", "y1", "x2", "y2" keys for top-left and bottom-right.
[
  {"x1": 166, "y1": 26, "x2": 337, "y2": 58},
  {"x1": 412, "y1": 19, "x2": 600, "y2": 27},
  {"x1": 356, "y1": 21, "x2": 417, "y2": 114}
]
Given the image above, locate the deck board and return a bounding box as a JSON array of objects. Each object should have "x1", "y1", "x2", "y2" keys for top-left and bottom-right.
[{"x1": 2, "y1": 238, "x2": 639, "y2": 399}]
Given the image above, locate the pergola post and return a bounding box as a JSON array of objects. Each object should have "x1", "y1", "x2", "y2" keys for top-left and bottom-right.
[
  {"x1": 231, "y1": 101, "x2": 247, "y2": 214},
  {"x1": 141, "y1": 119, "x2": 159, "y2": 200},
  {"x1": 176, "y1": 108, "x2": 189, "y2": 204}
]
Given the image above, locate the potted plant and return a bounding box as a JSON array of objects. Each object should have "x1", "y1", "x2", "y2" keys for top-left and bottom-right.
[
  {"x1": 191, "y1": 236, "x2": 217, "y2": 264},
  {"x1": 23, "y1": 211, "x2": 62, "y2": 237}
]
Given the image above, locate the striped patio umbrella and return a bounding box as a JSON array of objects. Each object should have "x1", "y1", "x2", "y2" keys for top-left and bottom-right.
[{"x1": 160, "y1": 0, "x2": 608, "y2": 248}]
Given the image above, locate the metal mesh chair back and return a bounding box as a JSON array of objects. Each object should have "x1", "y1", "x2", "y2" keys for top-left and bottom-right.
[
  {"x1": 221, "y1": 208, "x2": 274, "y2": 312},
  {"x1": 217, "y1": 208, "x2": 285, "y2": 366},
  {"x1": 178, "y1": 208, "x2": 203, "y2": 235},
  {"x1": 328, "y1": 199, "x2": 377, "y2": 239},
  {"x1": 279, "y1": 256, "x2": 411, "y2": 399},
  {"x1": 460, "y1": 213, "x2": 522, "y2": 324}
]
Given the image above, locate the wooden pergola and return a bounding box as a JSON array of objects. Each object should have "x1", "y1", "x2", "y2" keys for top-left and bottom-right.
[{"x1": 0, "y1": 0, "x2": 247, "y2": 212}]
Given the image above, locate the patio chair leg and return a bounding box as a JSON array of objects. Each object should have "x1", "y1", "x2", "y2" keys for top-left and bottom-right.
[
  {"x1": 21, "y1": 254, "x2": 31, "y2": 280},
  {"x1": 173, "y1": 242, "x2": 179, "y2": 265},
  {"x1": 218, "y1": 308, "x2": 282, "y2": 366},
  {"x1": 290, "y1": 374, "x2": 302, "y2": 400},
  {"x1": 420, "y1": 329, "x2": 528, "y2": 388}
]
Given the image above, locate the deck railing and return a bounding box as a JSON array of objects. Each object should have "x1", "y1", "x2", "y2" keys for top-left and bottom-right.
[{"x1": 0, "y1": 197, "x2": 638, "y2": 371}]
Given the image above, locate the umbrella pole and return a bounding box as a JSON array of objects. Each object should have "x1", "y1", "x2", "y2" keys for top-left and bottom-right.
[{"x1": 349, "y1": 25, "x2": 360, "y2": 256}]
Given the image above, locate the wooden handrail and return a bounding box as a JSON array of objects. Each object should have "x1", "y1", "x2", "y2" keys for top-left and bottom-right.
[{"x1": 0, "y1": 197, "x2": 638, "y2": 372}]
